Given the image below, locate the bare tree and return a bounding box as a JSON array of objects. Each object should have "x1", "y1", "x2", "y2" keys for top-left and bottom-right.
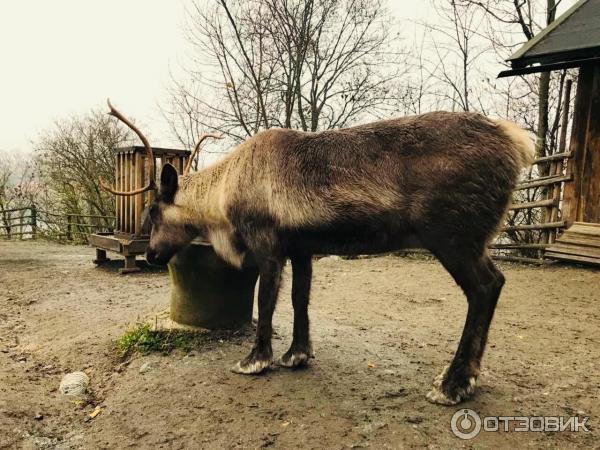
[
  {"x1": 425, "y1": 0, "x2": 489, "y2": 112},
  {"x1": 164, "y1": 0, "x2": 406, "y2": 146},
  {"x1": 453, "y1": 0, "x2": 574, "y2": 252},
  {"x1": 459, "y1": 0, "x2": 570, "y2": 159},
  {"x1": 34, "y1": 109, "x2": 133, "y2": 219}
]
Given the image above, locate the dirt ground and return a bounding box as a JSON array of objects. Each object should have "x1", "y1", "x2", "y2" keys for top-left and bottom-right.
[{"x1": 0, "y1": 241, "x2": 598, "y2": 449}]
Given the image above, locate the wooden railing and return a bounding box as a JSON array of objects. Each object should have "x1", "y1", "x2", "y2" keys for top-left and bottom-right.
[
  {"x1": 490, "y1": 79, "x2": 574, "y2": 264},
  {"x1": 0, "y1": 205, "x2": 115, "y2": 243}
]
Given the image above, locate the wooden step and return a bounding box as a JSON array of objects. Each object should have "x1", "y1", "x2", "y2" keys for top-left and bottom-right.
[
  {"x1": 545, "y1": 252, "x2": 600, "y2": 265},
  {"x1": 545, "y1": 222, "x2": 600, "y2": 266},
  {"x1": 545, "y1": 243, "x2": 600, "y2": 259}
]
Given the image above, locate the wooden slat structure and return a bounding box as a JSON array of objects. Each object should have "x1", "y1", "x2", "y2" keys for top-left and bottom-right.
[
  {"x1": 490, "y1": 122, "x2": 573, "y2": 263},
  {"x1": 496, "y1": 0, "x2": 600, "y2": 266},
  {"x1": 546, "y1": 222, "x2": 600, "y2": 264},
  {"x1": 89, "y1": 146, "x2": 190, "y2": 273}
]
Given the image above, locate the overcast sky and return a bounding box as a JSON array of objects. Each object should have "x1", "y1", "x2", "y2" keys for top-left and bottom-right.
[
  {"x1": 1, "y1": 1, "x2": 186, "y2": 154},
  {"x1": 0, "y1": 1, "x2": 573, "y2": 155},
  {"x1": 0, "y1": 1, "x2": 434, "y2": 155}
]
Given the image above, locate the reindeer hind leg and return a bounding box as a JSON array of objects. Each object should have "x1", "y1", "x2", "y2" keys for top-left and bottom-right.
[{"x1": 425, "y1": 244, "x2": 505, "y2": 405}]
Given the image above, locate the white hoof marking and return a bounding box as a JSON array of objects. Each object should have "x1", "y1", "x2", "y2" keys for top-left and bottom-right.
[
  {"x1": 433, "y1": 365, "x2": 449, "y2": 387},
  {"x1": 277, "y1": 352, "x2": 309, "y2": 368},
  {"x1": 427, "y1": 375, "x2": 477, "y2": 405},
  {"x1": 230, "y1": 358, "x2": 272, "y2": 375},
  {"x1": 426, "y1": 386, "x2": 460, "y2": 406}
]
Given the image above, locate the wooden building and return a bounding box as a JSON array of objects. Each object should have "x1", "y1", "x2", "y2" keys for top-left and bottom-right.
[
  {"x1": 499, "y1": 0, "x2": 600, "y2": 265},
  {"x1": 89, "y1": 146, "x2": 190, "y2": 273}
]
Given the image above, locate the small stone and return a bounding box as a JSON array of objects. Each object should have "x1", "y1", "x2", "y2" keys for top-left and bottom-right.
[
  {"x1": 34, "y1": 413, "x2": 43, "y2": 421},
  {"x1": 16, "y1": 356, "x2": 27, "y2": 362},
  {"x1": 405, "y1": 415, "x2": 423, "y2": 424},
  {"x1": 383, "y1": 388, "x2": 407, "y2": 398},
  {"x1": 139, "y1": 362, "x2": 153, "y2": 374},
  {"x1": 32, "y1": 437, "x2": 53, "y2": 447}
]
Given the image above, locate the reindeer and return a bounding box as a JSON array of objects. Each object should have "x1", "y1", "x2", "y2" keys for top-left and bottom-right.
[{"x1": 101, "y1": 100, "x2": 533, "y2": 405}]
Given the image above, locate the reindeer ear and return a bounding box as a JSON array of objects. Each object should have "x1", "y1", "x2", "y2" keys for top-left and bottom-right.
[{"x1": 159, "y1": 163, "x2": 178, "y2": 203}]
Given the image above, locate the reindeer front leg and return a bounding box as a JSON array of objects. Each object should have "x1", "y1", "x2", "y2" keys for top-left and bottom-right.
[
  {"x1": 278, "y1": 253, "x2": 313, "y2": 368},
  {"x1": 232, "y1": 257, "x2": 283, "y2": 374}
]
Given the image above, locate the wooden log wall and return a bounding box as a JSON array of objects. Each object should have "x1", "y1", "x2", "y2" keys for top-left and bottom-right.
[{"x1": 562, "y1": 63, "x2": 600, "y2": 225}]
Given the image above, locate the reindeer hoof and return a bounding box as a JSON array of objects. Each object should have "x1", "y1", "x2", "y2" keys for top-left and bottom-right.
[
  {"x1": 426, "y1": 386, "x2": 461, "y2": 405},
  {"x1": 231, "y1": 358, "x2": 272, "y2": 375},
  {"x1": 277, "y1": 351, "x2": 310, "y2": 368},
  {"x1": 427, "y1": 368, "x2": 477, "y2": 405},
  {"x1": 231, "y1": 349, "x2": 273, "y2": 375}
]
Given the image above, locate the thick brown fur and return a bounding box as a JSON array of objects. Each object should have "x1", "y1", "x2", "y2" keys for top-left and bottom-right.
[{"x1": 145, "y1": 111, "x2": 534, "y2": 404}]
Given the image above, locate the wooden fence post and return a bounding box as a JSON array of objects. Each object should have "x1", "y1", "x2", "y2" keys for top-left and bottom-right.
[{"x1": 31, "y1": 205, "x2": 37, "y2": 240}]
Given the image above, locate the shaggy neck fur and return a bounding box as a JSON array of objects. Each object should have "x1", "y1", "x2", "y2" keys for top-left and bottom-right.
[
  {"x1": 175, "y1": 155, "x2": 232, "y2": 225},
  {"x1": 171, "y1": 152, "x2": 245, "y2": 267}
]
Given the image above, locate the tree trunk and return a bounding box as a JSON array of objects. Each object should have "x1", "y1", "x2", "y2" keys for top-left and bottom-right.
[
  {"x1": 535, "y1": 0, "x2": 557, "y2": 173},
  {"x1": 536, "y1": 71, "x2": 551, "y2": 162}
]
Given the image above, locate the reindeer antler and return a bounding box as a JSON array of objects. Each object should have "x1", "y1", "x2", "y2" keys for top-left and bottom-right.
[
  {"x1": 99, "y1": 99, "x2": 156, "y2": 196},
  {"x1": 184, "y1": 133, "x2": 224, "y2": 175}
]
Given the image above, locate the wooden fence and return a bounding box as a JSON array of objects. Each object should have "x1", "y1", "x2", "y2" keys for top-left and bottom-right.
[
  {"x1": 0, "y1": 205, "x2": 115, "y2": 243},
  {"x1": 490, "y1": 79, "x2": 574, "y2": 264}
]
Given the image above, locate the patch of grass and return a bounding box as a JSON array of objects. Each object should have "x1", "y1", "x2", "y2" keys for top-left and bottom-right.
[
  {"x1": 115, "y1": 322, "x2": 254, "y2": 359},
  {"x1": 115, "y1": 323, "x2": 195, "y2": 358}
]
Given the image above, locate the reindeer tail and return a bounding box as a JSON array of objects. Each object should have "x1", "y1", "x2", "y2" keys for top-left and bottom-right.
[{"x1": 495, "y1": 119, "x2": 536, "y2": 170}]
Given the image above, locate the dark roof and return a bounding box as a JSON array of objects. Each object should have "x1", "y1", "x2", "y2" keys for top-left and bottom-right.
[
  {"x1": 499, "y1": 0, "x2": 600, "y2": 77},
  {"x1": 114, "y1": 145, "x2": 190, "y2": 156}
]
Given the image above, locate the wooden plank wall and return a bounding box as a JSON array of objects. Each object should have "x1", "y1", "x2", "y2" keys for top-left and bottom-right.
[
  {"x1": 562, "y1": 63, "x2": 600, "y2": 225},
  {"x1": 581, "y1": 64, "x2": 600, "y2": 223},
  {"x1": 114, "y1": 149, "x2": 188, "y2": 236}
]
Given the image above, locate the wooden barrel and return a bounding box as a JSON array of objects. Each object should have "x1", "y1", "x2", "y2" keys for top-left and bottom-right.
[{"x1": 168, "y1": 242, "x2": 258, "y2": 329}]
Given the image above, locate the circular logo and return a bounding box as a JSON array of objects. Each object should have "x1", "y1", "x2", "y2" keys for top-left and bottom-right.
[{"x1": 451, "y1": 408, "x2": 482, "y2": 440}]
